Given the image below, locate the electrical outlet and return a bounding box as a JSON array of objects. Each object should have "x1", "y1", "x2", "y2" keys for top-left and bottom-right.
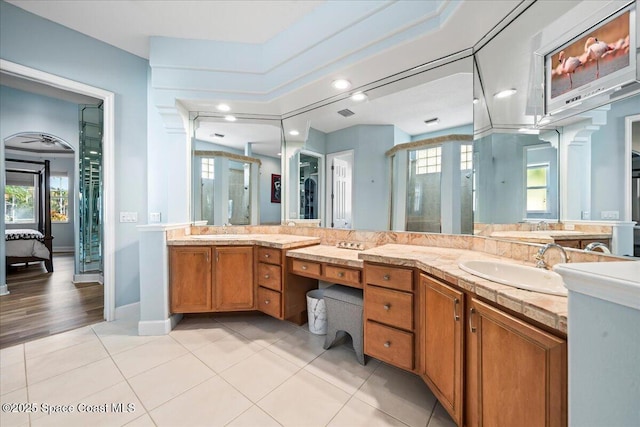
[
  {"x1": 564, "y1": 223, "x2": 575, "y2": 230},
  {"x1": 119, "y1": 212, "x2": 138, "y2": 223},
  {"x1": 581, "y1": 211, "x2": 590, "y2": 220},
  {"x1": 601, "y1": 210, "x2": 619, "y2": 220}
]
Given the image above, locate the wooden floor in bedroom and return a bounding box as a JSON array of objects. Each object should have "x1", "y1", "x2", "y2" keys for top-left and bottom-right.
[{"x1": 0, "y1": 254, "x2": 104, "y2": 349}]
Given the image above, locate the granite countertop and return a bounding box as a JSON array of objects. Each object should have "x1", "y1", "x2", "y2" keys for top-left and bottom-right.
[
  {"x1": 286, "y1": 245, "x2": 364, "y2": 268},
  {"x1": 490, "y1": 230, "x2": 611, "y2": 244},
  {"x1": 167, "y1": 233, "x2": 321, "y2": 249},
  {"x1": 359, "y1": 244, "x2": 568, "y2": 335}
]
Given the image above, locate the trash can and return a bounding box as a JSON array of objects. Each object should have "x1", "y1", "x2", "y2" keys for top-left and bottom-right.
[{"x1": 306, "y1": 289, "x2": 327, "y2": 335}]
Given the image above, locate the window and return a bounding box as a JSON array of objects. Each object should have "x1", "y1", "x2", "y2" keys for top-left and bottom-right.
[
  {"x1": 415, "y1": 146, "x2": 441, "y2": 174},
  {"x1": 50, "y1": 174, "x2": 69, "y2": 222},
  {"x1": 201, "y1": 158, "x2": 214, "y2": 179},
  {"x1": 526, "y1": 163, "x2": 549, "y2": 212},
  {"x1": 460, "y1": 144, "x2": 472, "y2": 170},
  {"x1": 5, "y1": 183, "x2": 36, "y2": 223}
]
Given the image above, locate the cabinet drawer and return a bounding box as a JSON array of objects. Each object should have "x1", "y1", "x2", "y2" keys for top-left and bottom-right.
[
  {"x1": 291, "y1": 259, "x2": 321, "y2": 276},
  {"x1": 365, "y1": 285, "x2": 413, "y2": 330},
  {"x1": 257, "y1": 247, "x2": 281, "y2": 265},
  {"x1": 366, "y1": 264, "x2": 413, "y2": 291},
  {"x1": 325, "y1": 265, "x2": 362, "y2": 287},
  {"x1": 258, "y1": 262, "x2": 282, "y2": 291},
  {"x1": 258, "y1": 286, "x2": 282, "y2": 318},
  {"x1": 365, "y1": 321, "x2": 414, "y2": 371}
]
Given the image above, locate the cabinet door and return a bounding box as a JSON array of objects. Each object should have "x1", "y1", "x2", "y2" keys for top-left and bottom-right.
[
  {"x1": 170, "y1": 246, "x2": 212, "y2": 313},
  {"x1": 214, "y1": 246, "x2": 254, "y2": 311},
  {"x1": 466, "y1": 298, "x2": 566, "y2": 427},
  {"x1": 421, "y1": 274, "x2": 464, "y2": 426}
]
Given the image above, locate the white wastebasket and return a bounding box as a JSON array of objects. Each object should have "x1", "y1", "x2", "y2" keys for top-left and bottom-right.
[{"x1": 306, "y1": 289, "x2": 327, "y2": 335}]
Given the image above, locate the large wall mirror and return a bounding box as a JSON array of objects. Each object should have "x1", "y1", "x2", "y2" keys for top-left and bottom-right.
[{"x1": 473, "y1": 0, "x2": 640, "y2": 256}]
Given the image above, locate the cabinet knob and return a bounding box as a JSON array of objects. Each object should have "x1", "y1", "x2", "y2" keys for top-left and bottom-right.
[
  {"x1": 265, "y1": 300, "x2": 270, "y2": 305},
  {"x1": 264, "y1": 274, "x2": 270, "y2": 279},
  {"x1": 383, "y1": 274, "x2": 390, "y2": 281},
  {"x1": 383, "y1": 304, "x2": 391, "y2": 311},
  {"x1": 383, "y1": 341, "x2": 391, "y2": 348},
  {"x1": 265, "y1": 254, "x2": 270, "y2": 258},
  {"x1": 301, "y1": 265, "x2": 308, "y2": 270},
  {"x1": 337, "y1": 272, "x2": 344, "y2": 278}
]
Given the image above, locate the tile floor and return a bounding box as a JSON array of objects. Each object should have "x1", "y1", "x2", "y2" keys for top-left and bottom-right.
[{"x1": 0, "y1": 313, "x2": 456, "y2": 427}]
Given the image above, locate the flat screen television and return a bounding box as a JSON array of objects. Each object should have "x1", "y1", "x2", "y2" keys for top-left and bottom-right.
[{"x1": 543, "y1": 2, "x2": 637, "y2": 117}]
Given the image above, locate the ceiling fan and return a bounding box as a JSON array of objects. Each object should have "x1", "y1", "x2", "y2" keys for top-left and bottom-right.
[{"x1": 16, "y1": 133, "x2": 71, "y2": 149}]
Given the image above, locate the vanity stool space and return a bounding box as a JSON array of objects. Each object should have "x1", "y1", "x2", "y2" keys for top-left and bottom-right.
[{"x1": 323, "y1": 284, "x2": 366, "y2": 365}]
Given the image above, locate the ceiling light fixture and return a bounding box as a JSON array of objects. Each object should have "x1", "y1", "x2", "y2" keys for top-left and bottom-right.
[
  {"x1": 216, "y1": 103, "x2": 231, "y2": 112},
  {"x1": 473, "y1": 98, "x2": 479, "y2": 104},
  {"x1": 89, "y1": 150, "x2": 98, "y2": 154},
  {"x1": 351, "y1": 92, "x2": 367, "y2": 102},
  {"x1": 224, "y1": 115, "x2": 237, "y2": 122},
  {"x1": 331, "y1": 79, "x2": 351, "y2": 90},
  {"x1": 493, "y1": 88, "x2": 517, "y2": 99},
  {"x1": 277, "y1": 152, "x2": 282, "y2": 156},
  {"x1": 289, "y1": 130, "x2": 300, "y2": 136},
  {"x1": 424, "y1": 118, "x2": 440, "y2": 126}
]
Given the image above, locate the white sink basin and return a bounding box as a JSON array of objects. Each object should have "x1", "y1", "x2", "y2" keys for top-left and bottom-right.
[
  {"x1": 459, "y1": 260, "x2": 567, "y2": 296},
  {"x1": 190, "y1": 234, "x2": 245, "y2": 240}
]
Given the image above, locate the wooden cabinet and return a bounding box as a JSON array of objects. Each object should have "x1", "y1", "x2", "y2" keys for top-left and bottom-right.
[
  {"x1": 214, "y1": 246, "x2": 254, "y2": 311},
  {"x1": 364, "y1": 263, "x2": 415, "y2": 371},
  {"x1": 554, "y1": 238, "x2": 611, "y2": 250},
  {"x1": 465, "y1": 298, "x2": 567, "y2": 427},
  {"x1": 170, "y1": 246, "x2": 212, "y2": 313},
  {"x1": 290, "y1": 257, "x2": 363, "y2": 288},
  {"x1": 170, "y1": 245, "x2": 253, "y2": 313},
  {"x1": 420, "y1": 274, "x2": 464, "y2": 426}
]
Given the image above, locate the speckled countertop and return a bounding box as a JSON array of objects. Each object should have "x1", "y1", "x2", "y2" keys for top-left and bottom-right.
[
  {"x1": 360, "y1": 244, "x2": 568, "y2": 335},
  {"x1": 490, "y1": 230, "x2": 611, "y2": 244},
  {"x1": 167, "y1": 234, "x2": 320, "y2": 249},
  {"x1": 287, "y1": 245, "x2": 364, "y2": 268}
]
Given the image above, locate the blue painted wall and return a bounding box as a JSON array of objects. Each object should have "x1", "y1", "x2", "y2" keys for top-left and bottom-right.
[
  {"x1": 411, "y1": 124, "x2": 472, "y2": 141},
  {"x1": 1, "y1": 1, "x2": 148, "y2": 307}
]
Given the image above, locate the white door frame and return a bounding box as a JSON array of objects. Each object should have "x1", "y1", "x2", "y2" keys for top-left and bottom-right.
[
  {"x1": 1, "y1": 59, "x2": 116, "y2": 321},
  {"x1": 325, "y1": 149, "x2": 354, "y2": 229},
  {"x1": 625, "y1": 114, "x2": 640, "y2": 222},
  {"x1": 298, "y1": 149, "x2": 324, "y2": 225}
]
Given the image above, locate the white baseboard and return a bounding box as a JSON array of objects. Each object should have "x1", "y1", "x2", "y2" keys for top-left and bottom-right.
[
  {"x1": 73, "y1": 273, "x2": 104, "y2": 284},
  {"x1": 53, "y1": 246, "x2": 74, "y2": 253},
  {"x1": 115, "y1": 302, "x2": 140, "y2": 321},
  {"x1": 0, "y1": 284, "x2": 9, "y2": 296},
  {"x1": 138, "y1": 314, "x2": 183, "y2": 335}
]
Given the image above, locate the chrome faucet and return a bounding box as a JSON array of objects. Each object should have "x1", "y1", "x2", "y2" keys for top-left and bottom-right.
[
  {"x1": 584, "y1": 242, "x2": 611, "y2": 254},
  {"x1": 535, "y1": 221, "x2": 548, "y2": 231},
  {"x1": 535, "y1": 243, "x2": 569, "y2": 269}
]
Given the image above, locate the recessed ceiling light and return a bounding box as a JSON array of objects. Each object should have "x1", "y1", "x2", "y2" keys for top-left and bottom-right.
[
  {"x1": 473, "y1": 98, "x2": 479, "y2": 104},
  {"x1": 332, "y1": 79, "x2": 351, "y2": 90},
  {"x1": 277, "y1": 152, "x2": 282, "y2": 156},
  {"x1": 424, "y1": 118, "x2": 440, "y2": 126},
  {"x1": 224, "y1": 115, "x2": 237, "y2": 122},
  {"x1": 217, "y1": 103, "x2": 231, "y2": 112},
  {"x1": 89, "y1": 150, "x2": 98, "y2": 154},
  {"x1": 289, "y1": 130, "x2": 300, "y2": 136},
  {"x1": 494, "y1": 88, "x2": 517, "y2": 99},
  {"x1": 351, "y1": 92, "x2": 367, "y2": 102}
]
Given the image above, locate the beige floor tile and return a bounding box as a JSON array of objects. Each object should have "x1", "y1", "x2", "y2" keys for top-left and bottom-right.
[
  {"x1": 24, "y1": 325, "x2": 97, "y2": 359},
  {"x1": 98, "y1": 330, "x2": 161, "y2": 355},
  {"x1": 266, "y1": 328, "x2": 326, "y2": 367},
  {"x1": 124, "y1": 413, "x2": 156, "y2": 426},
  {"x1": 213, "y1": 312, "x2": 275, "y2": 333},
  {"x1": 173, "y1": 315, "x2": 218, "y2": 330},
  {"x1": 233, "y1": 316, "x2": 301, "y2": 347},
  {"x1": 26, "y1": 339, "x2": 109, "y2": 385},
  {"x1": 0, "y1": 387, "x2": 30, "y2": 427},
  {"x1": 128, "y1": 353, "x2": 216, "y2": 410},
  {"x1": 220, "y1": 348, "x2": 300, "y2": 402},
  {"x1": 31, "y1": 381, "x2": 143, "y2": 427},
  {"x1": 192, "y1": 332, "x2": 263, "y2": 373},
  {"x1": 91, "y1": 319, "x2": 139, "y2": 336},
  {"x1": 258, "y1": 369, "x2": 350, "y2": 427},
  {"x1": 28, "y1": 358, "x2": 124, "y2": 421},
  {"x1": 111, "y1": 335, "x2": 188, "y2": 378},
  {"x1": 427, "y1": 403, "x2": 456, "y2": 427},
  {"x1": 149, "y1": 376, "x2": 252, "y2": 426},
  {"x1": 304, "y1": 343, "x2": 379, "y2": 394},
  {"x1": 328, "y1": 397, "x2": 409, "y2": 426},
  {"x1": 227, "y1": 405, "x2": 282, "y2": 427},
  {"x1": 169, "y1": 322, "x2": 235, "y2": 351},
  {"x1": 0, "y1": 360, "x2": 26, "y2": 395},
  {"x1": 0, "y1": 344, "x2": 24, "y2": 369},
  {"x1": 354, "y1": 363, "x2": 437, "y2": 427}
]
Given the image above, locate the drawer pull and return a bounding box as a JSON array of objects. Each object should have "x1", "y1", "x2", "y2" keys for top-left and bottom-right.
[
  {"x1": 383, "y1": 304, "x2": 391, "y2": 311},
  {"x1": 264, "y1": 274, "x2": 270, "y2": 279},
  {"x1": 469, "y1": 307, "x2": 477, "y2": 333},
  {"x1": 264, "y1": 253, "x2": 270, "y2": 258},
  {"x1": 383, "y1": 274, "x2": 390, "y2": 281},
  {"x1": 301, "y1": 265, "x2": 308, "y2": 270},
  {"x1": 337, "y1": 272, "x2": 344, "y2": 278},
  {"x1": 264, "y1": 299, "x2": 270, "y2": 305},
  {"x1": 383, "y1": 341, "x2": 391, "y2": 348},
  {"x1": 453, "y1": 298, "x2": 460, "y2": 321}
]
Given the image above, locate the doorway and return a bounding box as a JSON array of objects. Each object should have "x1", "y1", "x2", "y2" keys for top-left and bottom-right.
[
  {"x1": 626, "y1": 114, "x2": 640, "y2": 256},
  {"x1": 326, "y1": 150, "x2": 353, "y2": 229}
]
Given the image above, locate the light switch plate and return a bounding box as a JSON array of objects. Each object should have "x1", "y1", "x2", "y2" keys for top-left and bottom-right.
[
  {"x1": 119, "y1": 212, "x2": 138, "y2": 223},
  {"x1": 149, "y1": 212, "x2": 161, "y2": 223}
]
